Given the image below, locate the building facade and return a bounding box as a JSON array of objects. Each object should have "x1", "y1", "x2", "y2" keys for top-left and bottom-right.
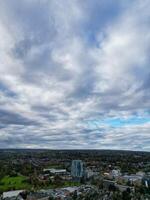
[{"x1": 71, "y1": 160, "x2": 83, "y2": 178}]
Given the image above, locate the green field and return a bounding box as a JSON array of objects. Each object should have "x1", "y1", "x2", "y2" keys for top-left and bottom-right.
[
  {"x1": 0, "y1": 176, "x2": 81, "y2": 192},
  {"x1": 0, "y1": 176, "x2": 31, "y2": 192},
  {"x1": 63, "y1": 181, "x2": 81, "y2": 187}
]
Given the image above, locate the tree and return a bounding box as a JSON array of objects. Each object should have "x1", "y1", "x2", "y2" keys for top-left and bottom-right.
[
  {"x1": 53, "y1": 175, "x2": 63, "y2": 187},
  {"x1": 122, "y1": 190, "x2": 131, "y2": 200},
  {"x1": 49, "y1": 196, "x2": 55, "y2": 200},
  {"x1": 72, "y1": 190, "x2": 77, "y2": 200}
]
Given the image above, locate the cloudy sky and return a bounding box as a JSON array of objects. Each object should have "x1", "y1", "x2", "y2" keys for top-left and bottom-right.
[{"x1": 0, "y1": 0, "x2": 150, "y2": 150}]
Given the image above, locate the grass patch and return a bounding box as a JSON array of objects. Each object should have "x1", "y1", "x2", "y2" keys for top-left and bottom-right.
[
  {"x1": 0, "y1": 176, "x2": 81, "y2": 192},
  {"x1": 0, "y1": 176, "x2": 31, "y2": 192},
  {"x1": 63, "y1": 181, "x2": 81, "y2": 187}
]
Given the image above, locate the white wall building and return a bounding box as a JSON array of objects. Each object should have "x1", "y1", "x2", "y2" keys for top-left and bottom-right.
[
  {"x1": 43, "y1": 168, "x2": 67, "y2": 175},
  {"x1": 3, "y1": 190, "x2": 24, "y2": 199}
]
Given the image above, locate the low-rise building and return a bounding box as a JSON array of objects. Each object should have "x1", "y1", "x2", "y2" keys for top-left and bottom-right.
[
  {"x1": 116, "y1": 184, "x2": 134, "y2": 192},
  {"x1": 43, "y1": 168, "x2": 67, "y2": 175},
  {"x1": 122, "y1": 175, "x2": 143, "y2": 186},
  {"x1": 3, "y1": 190, "x2": 24, "y2": 200},
  {"x1": 111, "y1": 169, "x2": 121, "y2": 177},
  {"x1": 85, "y1": 168, "x2": 94, "y2": 179}
]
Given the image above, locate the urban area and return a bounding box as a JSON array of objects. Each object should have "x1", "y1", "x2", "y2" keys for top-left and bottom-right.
[{"x1": 0, "y1": 149, "x2": 150, "y2": 200}]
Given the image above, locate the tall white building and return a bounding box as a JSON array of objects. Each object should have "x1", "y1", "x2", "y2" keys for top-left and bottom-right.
[{"x1": 71, "y1": 160, "x2": 83, "y2": 178}]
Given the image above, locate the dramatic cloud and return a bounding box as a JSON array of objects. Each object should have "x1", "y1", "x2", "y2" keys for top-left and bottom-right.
[{"x1": 0, "y1": 0, "x2": 150, "y2": 150}]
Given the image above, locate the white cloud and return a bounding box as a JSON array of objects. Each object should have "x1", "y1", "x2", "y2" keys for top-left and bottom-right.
[{"x1": 0, "y1": 0, "x2": 149, "y2": 150}]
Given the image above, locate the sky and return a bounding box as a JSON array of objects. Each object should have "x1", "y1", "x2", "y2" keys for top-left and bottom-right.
[{"x1": 0, "y1": 0, "x2": 150, "y2": 151}]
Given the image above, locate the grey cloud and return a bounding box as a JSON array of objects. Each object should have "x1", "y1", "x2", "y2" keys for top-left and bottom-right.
[
  {"x1": 0, "y1": 82, "x2": 17, "y2": 98},
  {"x1": 0, "y1": 0, "x2": 149, "y2": 150},
  {"x1": 0, "y1": 109, "x2": 38, "y2": 126}
]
